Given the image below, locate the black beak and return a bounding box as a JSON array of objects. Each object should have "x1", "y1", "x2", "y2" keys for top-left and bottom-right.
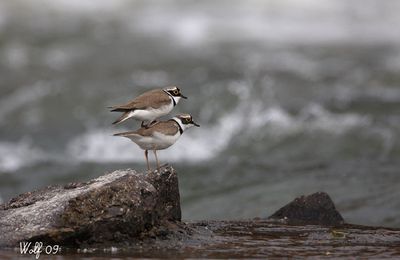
[
  {"x1": 193, "y1": 121, "x2": 200, "y2": 127},
  {"x1": 180, "y1": 94, "x2": 188, "y2": 99}
]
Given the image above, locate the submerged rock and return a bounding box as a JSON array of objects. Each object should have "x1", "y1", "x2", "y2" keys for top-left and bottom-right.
[
  {"x1": 268, "y1": 192, "x2": 345, "y2": 226},
  {"x1": 0, "y1": 166, "x2": 181, "y2": 247}
]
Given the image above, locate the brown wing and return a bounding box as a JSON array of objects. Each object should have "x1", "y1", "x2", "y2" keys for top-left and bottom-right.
[
  {"x1": 110, "y1": 89, "x2": 171, "y2": 111},
  {"x1": 114, "y1": 120, "x2": 179, "y2": 137},
  {"x1": 136, "y1": 121, "x2": 179, "y2": 136}
]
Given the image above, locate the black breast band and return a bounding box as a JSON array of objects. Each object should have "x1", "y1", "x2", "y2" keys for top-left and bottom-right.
[{"x1": 171, "y1": 119, "x2": 183, "y2": 135}]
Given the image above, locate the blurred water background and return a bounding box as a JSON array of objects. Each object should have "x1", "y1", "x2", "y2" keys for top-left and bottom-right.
[{"x1": 0, "y1": 0, "x2": 399, "y2": 227}]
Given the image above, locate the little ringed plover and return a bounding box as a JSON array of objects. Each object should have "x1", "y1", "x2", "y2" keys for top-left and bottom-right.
[
  {"x1": 114, "y1": 113, "x2": 199, "y2": 170},
  {"x1": 109, "y1": 86, "x2": 187, "y2": 126}
]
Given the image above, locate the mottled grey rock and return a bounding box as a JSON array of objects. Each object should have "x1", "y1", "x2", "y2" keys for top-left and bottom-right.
[
  {"x1": 0, "y1": 166, "x2": 181, "y2": 247},
  {"x1": 2, "y1": 182, "x2": 400, "y2": 258},
  {"x1": 268, "y1": 192, "x2": 345, "y2": 226}
]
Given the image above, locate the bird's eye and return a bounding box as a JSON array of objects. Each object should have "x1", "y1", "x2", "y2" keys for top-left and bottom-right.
[{"x1": 173, "y1": 90, "x2": 179, "y2": 95}]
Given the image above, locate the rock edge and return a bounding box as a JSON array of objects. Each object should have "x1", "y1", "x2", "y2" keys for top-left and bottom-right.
[{"x1": 0, "y1": 166, "x2": 181, "y2": 248}]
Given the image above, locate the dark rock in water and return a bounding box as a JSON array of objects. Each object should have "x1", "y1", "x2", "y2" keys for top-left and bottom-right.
[
  {"x1": 0, "y1": 166, "x2": 181, "y2": 248},
  {"x1": 1, "y1": 182, "x2": 400, "y2": 258},
  {"x1": 268, "y1": 192, "x2": 344, "y2": 226}
]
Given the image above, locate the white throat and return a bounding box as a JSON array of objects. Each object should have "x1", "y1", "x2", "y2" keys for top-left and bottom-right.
[{"x1": 171, "y1": 95, "x2": 181, "y2": 105}]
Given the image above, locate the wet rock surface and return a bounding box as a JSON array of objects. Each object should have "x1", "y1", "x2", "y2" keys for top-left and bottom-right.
[
  {"x1": 268, "y1": 192, "x2": 345, "y2": 226},
  {"x1": 1, "y1": 169, "x2": 400, "y2": 258},
  {"x1": 3, "y1": 220, "x2": 396, "y2": 259},
  {"x1": 0, "y1": 166, "x2": 181, "y2": 248},
  {"x1": 182, "y1": 220, "x2": 400, "y2": 259}
]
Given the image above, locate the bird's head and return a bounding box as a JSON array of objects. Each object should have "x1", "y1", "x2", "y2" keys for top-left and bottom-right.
[
  {"x1": 164, "y1": 86, "x2": 187, "y2": 103},
  {"x1": 173, "y1": 113, "x2": 200, "y2": 131}
]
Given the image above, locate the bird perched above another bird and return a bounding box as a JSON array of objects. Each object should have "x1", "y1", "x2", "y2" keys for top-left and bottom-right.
[
  {"x1": 109, "y1": 86, "x2": 187, "y2": 127},
  {"x1": 114, "y1": 114, "x2": 200, "y2": 171}
]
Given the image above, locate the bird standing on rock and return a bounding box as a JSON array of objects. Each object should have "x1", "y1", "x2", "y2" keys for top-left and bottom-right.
[
  {"x1": 109, "y1": 86, "x2": 187, "y2": 127},
  {"x1": 114, "y1": 114, "x2": 200, "y2": 171}
]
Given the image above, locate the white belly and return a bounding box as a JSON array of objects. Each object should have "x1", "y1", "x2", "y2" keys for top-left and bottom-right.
[
  {"x1": 128, "y1": 103, "x2": 173, "y2": 122},
  {"x1": 128, "y1": 131, "x2": 181, "y2": 150}
]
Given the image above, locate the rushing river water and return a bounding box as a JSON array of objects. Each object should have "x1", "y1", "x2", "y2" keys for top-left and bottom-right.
[{"x1": 1, "y1": 0, "x2": 400, "y2": 229}]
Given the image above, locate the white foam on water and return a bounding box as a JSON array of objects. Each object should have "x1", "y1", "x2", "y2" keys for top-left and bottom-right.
[
  {"x1": 298, "y1": 104, "x2": 371, "y2": 134},
  {"x1": 40, "y1": 0, "x2": 128, "y2": 13},
  {"x1": 67, "y1": 129, "x2": 141, "y2": 163},
  {"x1": 173, "y1": 16, "x2": 208, "y2": 46},
  {"x1": 0, "y1": 140, "x2": 46, "y2": 172},
  {"x1": 66, "y1": 111, "x2": 242, "y2": 163},
  {"x1": 0, "y1": 81, "x2": 52, "y2": 120},
  {"x1": 2, "y1": 41, "x2": 29, "y2": 69},
  {"x1": 127, "y1": 0, "x2": 400, "y2": 45},
  {"x1": 246, "y1": 103, "x2": 371, "y2": 138},
  {"x1": 67, "y1": 81, "x2": 251, "y2": 164},
  {"x1": 131, "y1": 70, "x2": 170, "y2": 87},
  {"x1": 5, "y1": 0, "x2": 397, "y2": 46},
  {"x1": 366, "y1": 88, "x2": 400, "y2": 103},
  {"x1": 66, "y1": 98, "x2": 371, "y2": 164},
  {"x1": 66, "y1": 80, "x2": 372, "y2": 164}
]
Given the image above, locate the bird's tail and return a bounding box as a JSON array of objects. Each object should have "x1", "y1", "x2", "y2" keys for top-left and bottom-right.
[
  {"x1": 113, "y1": 132, "x2": 127, "y2": 136},
  {"x1": 109, "y1": 107, "x2": 128, "y2": 112},
  {"x1": 113, "y1": 131, "x2": 140, "y2": 139},
  {"x1": 112, "y1": 111, "x2": 131, "y2": 125}
]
